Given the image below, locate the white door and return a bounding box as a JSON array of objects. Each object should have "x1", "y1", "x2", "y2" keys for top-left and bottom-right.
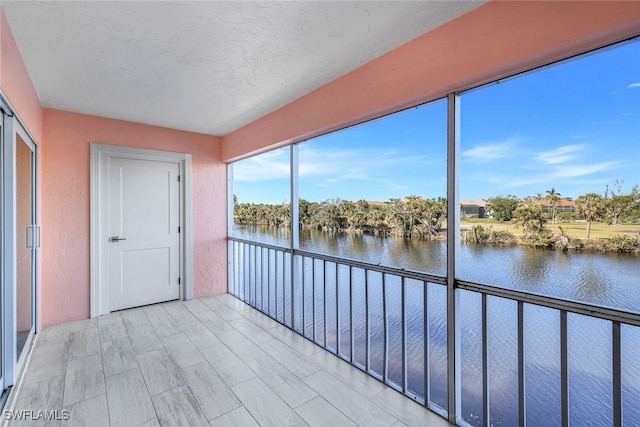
[{"x1": 108, "y1": 157, "x2": 181, "y2": 311}]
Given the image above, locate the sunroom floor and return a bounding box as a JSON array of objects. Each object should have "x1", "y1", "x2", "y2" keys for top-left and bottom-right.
[{"x1": 4, "y1": 293, "x2": 449, "y2": 427}]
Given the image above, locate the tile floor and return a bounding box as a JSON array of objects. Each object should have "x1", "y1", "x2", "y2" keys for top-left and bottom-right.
[{"x1": 4, "y1": 293, "x2": 450, "y2": 426}]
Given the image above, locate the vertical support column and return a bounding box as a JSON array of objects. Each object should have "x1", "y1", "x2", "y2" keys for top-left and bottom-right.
[
  {"x1": 382, "y1": 273, "x2": 388, "y2": 382},
  {"x1": 274, "y1": 251, "x2": 279, "y2": 321},
  {"x1": 482, "y1": 294, "x2": 488, "y2": 426},
  {"x1": 302, "y1": 256, "x2": 307, "y2": 336},
  {"x1": 518, "y1": 301, "x2": 526, "y2": 427},
  {"x1": 561, "y1": 311, "x2": 569, "y2": 427},
  {"x1": 253, "y1": 245, "x2": 258, "y2": 307},
  {"x1": 349, "y1": 265, "x2": 354, "y2": 364},
  {"x1": 323, "y1": 260, "x2": 327, "y2": 348},
  {"x1": 227, "y1": 164, "x2": 234, "y2": 296},
  {"x1": 446, "y1": 93, "x2": 460, "y2": 424},
  {"x1": 336, "y1": 264, "x2": 340, "y2": 356},
  {"x1": 312, "y1": 258, "x2": 316, "y2": 342},
  {"x1": 401, "y1": 277, "x2": 407, "y2": 393},
  {"x1": 612, "y1": 321, "x2": 622, "y2": 427},
  {"x1": 365, "y1": 270, "x2": 370, "y2": 371},
  {"x1": 267, "y1": 249, "x2": 272, "y2": 316},
  {"x1": 290, "y1": 145, "x2": 299, "y2": 329},
  {"x1": 423, "y1": 281, "x2": 430, "y2": 405}
]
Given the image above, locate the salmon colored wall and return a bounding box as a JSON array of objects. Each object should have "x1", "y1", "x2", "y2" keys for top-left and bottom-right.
[
  {"x1": 1, "y1": 7, "x2": 45, "y2": 330},
  {"x1": 41, "y1": 109, "x2": 226, "y2": 326},
  {"x1": 0, "y1": 9, "x2": 42, "y2": 142},
  {"x1": 221, "y1": 1, "x2": 640, "y2": 162}
]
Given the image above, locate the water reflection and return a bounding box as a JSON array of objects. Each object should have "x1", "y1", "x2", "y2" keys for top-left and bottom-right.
[
  {"x1": 234, "y1": 224, "x2": 640, "y2": 313},
  {"x1": 231, "y1": 226, "x2": 640, "y2": 425},
  {"x1": 510, "y1": 248, "x2": 551, "y2": 288}
]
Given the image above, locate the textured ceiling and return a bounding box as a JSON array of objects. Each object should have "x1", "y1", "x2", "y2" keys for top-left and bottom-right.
[{"x1": 2, "y1": 1, "x2": 485, "y2": 136}]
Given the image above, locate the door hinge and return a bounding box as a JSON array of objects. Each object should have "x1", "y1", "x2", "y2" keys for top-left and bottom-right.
[
  {"x1": 178, "y1": 277, "x2": 181, "y2": 285},
  {"x1": 178, "y1": 226, "x2": 181, "y2": 233},
  {"x1": 177, "y1": 175, "x2": 181, "y2": 182}
]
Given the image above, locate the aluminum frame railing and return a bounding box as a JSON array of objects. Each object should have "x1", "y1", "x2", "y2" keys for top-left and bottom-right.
[{"x1": 228, "y1": 236, "x2": 640, "y2": 427}]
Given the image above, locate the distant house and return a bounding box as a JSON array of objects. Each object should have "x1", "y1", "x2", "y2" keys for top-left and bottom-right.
[
  {"x1": 460, "y1": 199, "x2": 489, "y2": 218},
  {"x1": 530, "y1": 199, "x2": 577, "y2": 213}
]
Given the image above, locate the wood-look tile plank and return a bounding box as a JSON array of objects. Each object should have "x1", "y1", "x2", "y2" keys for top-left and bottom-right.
[
  {"x1": 143, "y1": 304, "x2": 168, "y2": 317},
  {"x1": 216, "y1": 294, "x2": 252, "y2": 311},
  {"x1": 228, "y1": 317, "x2": 275, "y2": 344},
  {"x1": 246, "y1": 356, "x2": 317, "y2": 408},
  {"x1": 24, "y1": 342, "x2": 68, "y2": 384},
  {"x1": 98, "y1": 316, "x2": 128, "y2": 343},
  {"x1": 121, "y1": 308, "x2": 150, "y2": 330},
  {"x1": 128, "y1": 324, "x2": 163, "y2": 355},
  {"x1": 133, "y1": 418, "x2": 160, "y2": 427},
  {"x1": 63, "y1": 354, "x2": 105, "y2": 406},
  {"x1": 180, "y1": 362, "x2": 242, "y2": 421},
  {"x1": 68, "y1": 327, "x2": 100, "y2": 361},
  {"x1": 199, "y1": 344, "x2": 255, "y2": 387},
  {"x1": 232, "y1": 377, "x2": 308, "y2": 427},
  {"x1": 151, "y1": 385, "x2": 209, "y2": 427},
  {"x1": 62, "y1": 394, "x2": 110, "y2": 427},
  {"x1": 105, "y1": 369, "x2": 156, "y2": 427},
  {"x1": 161, "y1": 333, "x2": 204, "y2": 368},
  {"x1": 101, "y1": 337, "x2": 138, "y2": 376},
  {"x1": 163, "y1": 302, "x2": 198, "y2": 324},
  {"x1": 295, "y1": 396, "x2": 358, "y2": 427},
  {"x1": 133, "y1": 419, "x2": 159, "y2": 427},
  {"x1": 147, "y1": 313, "x2": 181, "y2": 339},
  {"x1": 216, "y1": 329, "x2": 266, "y2": 362},
  {"x1": 267, "y1": 326, "x2": 322, "y2": 357},
  {"x1": 200, "y1": 297, "x2": 244, "y2": 320},
  {"x1": 371, "y1": 388, "x2": 450, "y2": 427},
  {"x1": 303, "y1": 370, "x2": 397, "y2": 427},
  {"x1": 239, "y1": 308, "x2": 281, "y2": 330},
  {"x1": 182, "y1": 298, "x2": 210, "y2": 314},
  {"x1": 210, "y1": 407, "x2": 259, "y2": 427},
  {"x1": 66, "y1": 318, "x2": 98, "y2": 334},
  {"x1": 37, "y1": 323, "x2": 71, "y2": 346},
  {"x1": 193, "y1": 310, "x2": 235, "y2": 335},
  {"x1": 178, "y1": 321, "x2": 222, "y2": 350},
  {"x1": 260, "y1": 339, "x2": 322, "y2": 379},
  {"x1": 12, "y1": 376, "x2": 64, "y2": 426},
  {"x1": 136, "y1": 349, "x2": 184, "y2": 395},
  {"x1": 309, "y1": 349, "x2": 386, "y2": 398}
]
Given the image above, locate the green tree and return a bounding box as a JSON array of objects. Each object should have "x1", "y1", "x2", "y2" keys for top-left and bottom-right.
[
  {"x1": 487, "y1": 195, "x2": 519, "y2": 221},
  {"x1": 576, "y1": 192, "x2": 606, "y2": 239},
  {"x1": 545, "y1": 187, "x2": 561, "y2": 223},
  {"x1": 604, "y1": 182, "x2": 639, "y2": 225},
  {"x1": 511, "y1": 204, "x2": 547, "y2": 238}
]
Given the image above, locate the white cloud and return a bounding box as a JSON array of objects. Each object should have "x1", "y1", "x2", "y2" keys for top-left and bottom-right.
[
  {"x1": 233, "y1": 149, "x2": 290, "y2": 182},
  {"x1": 627, "y1": 83, "x2": 640, "y2": 89},
  {"x1": 554, "y1": 161, "x2": 619, "y2": 178},
  {"x1": 462, "y1": 136, "x2": 520, "y2": 162},
  {"x1": 535, "y1": 144, "x2": 585, "y2": 165}
]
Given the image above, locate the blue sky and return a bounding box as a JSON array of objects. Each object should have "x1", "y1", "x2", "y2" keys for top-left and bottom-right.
[{"x1": 233, "y1": 39, "x2": 639, "y2": 204}]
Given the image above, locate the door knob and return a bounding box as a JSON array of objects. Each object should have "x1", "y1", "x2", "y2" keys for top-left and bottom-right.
[{"x1": 109, "y1": 236, "x2": 127, "y2": 242}]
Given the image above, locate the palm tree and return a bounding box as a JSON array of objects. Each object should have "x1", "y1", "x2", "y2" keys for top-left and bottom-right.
[
  {"x1": 545, "y1": 188, "x2": 561, "y2": 223},
  {"x1": 576, "y1": 193, "x2": 605, "y2": 239}
]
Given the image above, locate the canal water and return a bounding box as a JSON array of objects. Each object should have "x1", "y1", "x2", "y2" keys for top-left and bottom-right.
[{"x1": 232, "y1": 225, "x2": 640, "y2": 426}]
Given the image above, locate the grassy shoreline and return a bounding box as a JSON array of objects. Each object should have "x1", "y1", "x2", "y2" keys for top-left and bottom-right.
[
  {"x1": 458, "y1": 219, "x2": 640, "y2": 254},
  {"x1": 460, "y1": 218, "x2": 640, "y2": 240}
]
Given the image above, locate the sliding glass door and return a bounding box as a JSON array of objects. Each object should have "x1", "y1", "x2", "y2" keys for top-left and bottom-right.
[
  {"x1": 0, "y1": 111, "x2": 4, "y2": 396},
  {"x1": 15, "y1": 131, "x2": 35, "y2": 360},
  {"x1": 1, "y1": 103, "x2": 38, "y2": 400}
]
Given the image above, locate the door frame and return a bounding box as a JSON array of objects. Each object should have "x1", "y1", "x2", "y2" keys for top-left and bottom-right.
[
  {"x1": 1, "y1": 91, "x2": 40, "y2": 391},
  {"x1": 90, "y1": 143, "x2": 193, "y2": 317}
]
